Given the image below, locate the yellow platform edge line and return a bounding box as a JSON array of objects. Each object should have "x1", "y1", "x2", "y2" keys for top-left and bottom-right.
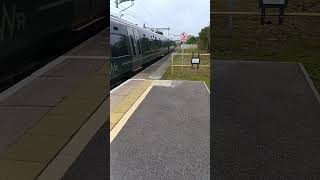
[
  {"x1": 110, "y1": 81, "x2": 153, "y2": 143},
  {"x1": 110, "y1": 80, "x2": 152, "y2": 130}
]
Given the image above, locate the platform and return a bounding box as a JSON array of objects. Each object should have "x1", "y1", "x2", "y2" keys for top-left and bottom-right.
[
  {"x1": 0, "y1": 29, "x2": 108, "y2": 179},
  {"x1": 110, "y1": 80, "x2": 210, "y2": 179},
  {"x1": 131, "y1": 51, "x2": 172, "y2": 80},
  {"x1": 212, "y1": 60, "x2": 320, "y2": 178}
]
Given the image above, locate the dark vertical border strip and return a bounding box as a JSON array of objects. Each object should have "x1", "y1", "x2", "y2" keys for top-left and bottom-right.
[
  {"x1": 106, "y1": 2, "x2": 111, "y2": 179},
  {"x1": 210, "y1": 2, "x2": 214, "y2": 179}
]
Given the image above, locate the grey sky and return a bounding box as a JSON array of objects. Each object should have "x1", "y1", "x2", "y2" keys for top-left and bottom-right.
[{"x1": 110, "y1": 0, "x2": 210, "y2": 40}]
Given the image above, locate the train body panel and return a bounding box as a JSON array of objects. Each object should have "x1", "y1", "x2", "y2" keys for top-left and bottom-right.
[
  {"x1": 0, "y1": 0, "x2": 106, "y2": 62},
  {"x1": 72, "y1": 0, "x2": 107, "y2": 30},
  {"x1": 110, "y1": 15, "x2": 176, "y2": 81}
]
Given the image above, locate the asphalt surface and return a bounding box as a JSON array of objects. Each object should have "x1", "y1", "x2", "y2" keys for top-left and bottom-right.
[
  {"x1": 62, "y1": 122, "x2": 109, "y2": 180},
  {"x1": 110, "y1": 81, "x2": 210, "y2": 179},
  {"x1": 212, "y1": 60, "x2": 320, "y2": 179}
]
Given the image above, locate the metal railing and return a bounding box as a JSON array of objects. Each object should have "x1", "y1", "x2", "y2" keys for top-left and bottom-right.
[{"x1": 171, "y1": 53, "x2": 210, "y2": 75}]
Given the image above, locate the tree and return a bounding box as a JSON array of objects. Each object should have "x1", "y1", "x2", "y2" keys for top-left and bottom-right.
[
  {"x1": 198, "y1": 26, "x2": 210, "y2": 51},
  {"x1": 186, "y1": 36, "x2": 198, "y2": 44}
]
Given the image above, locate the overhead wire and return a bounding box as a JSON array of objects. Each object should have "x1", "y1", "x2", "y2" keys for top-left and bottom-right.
[{"x1": 111, "y1": 0, "x2": 175, "y2": 37}]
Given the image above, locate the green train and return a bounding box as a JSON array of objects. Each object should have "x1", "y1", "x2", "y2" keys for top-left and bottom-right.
[
  {"x1": 0, "y1": 0, "x2": 107, "y2": 63},
  {"x1": 110, "y1": 15, "x2": 176, "y2": 81}
]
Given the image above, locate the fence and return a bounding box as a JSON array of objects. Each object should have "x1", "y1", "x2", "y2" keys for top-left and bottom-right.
[
  {"x1": 171, "y1": 53, "x2": 210, "y2": 75},
  {"x1": 181, "y1": 44, "x2": 198, "y2": 49}
]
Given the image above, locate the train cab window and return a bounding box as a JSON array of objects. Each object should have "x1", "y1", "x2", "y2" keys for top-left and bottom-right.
[
  {"x1": 111, "y1": 34, "x2": 130, "y2": 58},
  {"x1": 113, "y1": 26, "x2": 119, "y2": 31}
]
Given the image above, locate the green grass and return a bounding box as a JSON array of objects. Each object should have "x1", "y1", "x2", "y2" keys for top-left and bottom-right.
[
  {"x1": 161, "y1": 48, "x2": 210, "y2": 88},
  {"x1": 211, "y1": 14, "x2": 320, "y2": 93},
  {"x1": 211, "y1": 0, "x2": 320, "y2": 13},
  {"x1": 162, "y1": 66, "x2": 210, "y2": 88}
]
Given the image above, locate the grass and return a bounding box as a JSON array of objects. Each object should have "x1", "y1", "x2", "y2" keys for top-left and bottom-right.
[
  {"x1": 211, "y1": 0, "x2": 320, "y2": 13},
  {"x1": 211, "y1": 12, "x2": 320, "y2": 92},
  {"x1": 161, "y1": 48, "x2": 210, "y2": 88}
]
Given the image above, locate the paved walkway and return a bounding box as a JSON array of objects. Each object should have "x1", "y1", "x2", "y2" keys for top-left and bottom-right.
[
  {"x1": 110, "y1": 80, "x2": 210, "y2": 179},
  {"x1": 0, "y1": 29, "x2": 108, "y2": 179},
  {"x1": 61, "y1": 122, "x2": 108, "y2": 180},
  {"x1": 60, "y1": 47, "x2": 176, "y2": 179},
  {"x1": 212, "y1": 60, "x2": 320, "y2": 178}
]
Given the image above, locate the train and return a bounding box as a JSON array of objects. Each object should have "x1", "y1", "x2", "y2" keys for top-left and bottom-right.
[
  {"x1": 0, "y1": 0, "x2": 107, "y2": 62},
  {"x1": 110, "y1": 15, "x2": 176, "y2": 81}
]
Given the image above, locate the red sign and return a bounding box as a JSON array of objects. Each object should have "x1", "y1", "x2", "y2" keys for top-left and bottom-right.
[{"x1": 180, "y1": 32, "x2": 188, "y2": 42}]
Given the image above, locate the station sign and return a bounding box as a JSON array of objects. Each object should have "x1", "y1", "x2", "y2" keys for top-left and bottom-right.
[
  {"x1": 191, "y1": 52, "x2": 200, "y2": 69},
  {"x1": 180, "y1": 32, "x2": 188, "y2": 42},
  {"x1": 259, "y1": 0, "x2": 288, "y2": 8}
]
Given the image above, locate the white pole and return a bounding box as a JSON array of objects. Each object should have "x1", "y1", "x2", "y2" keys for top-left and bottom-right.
[
  {"x1": 171, "y1": 53, "x2": 174, "y2": 75},
  {"x1": 182, "y1": 42, "x2": 185, "y2": 71}
]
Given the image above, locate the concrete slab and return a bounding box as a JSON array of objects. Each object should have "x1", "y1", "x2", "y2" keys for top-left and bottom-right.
[
  {"x1": 110, "y1": 112, "x2": 124, "y2": 130},
  {"x1": 70, "y1": 76, "x2": 107, "y2": 99},
  {"x1": 111, "y1": 81, "x2": 151, "y2": 114},
  {"x1": 0, "y1": 160, "x2": 42, "y2": 179},
  {"x1": 1, "y1": 134, "x2": 68, "y2": 162},
  {"x1": 29, "y1": 114, "x2": 85, "y2": 137},
  {"x1": 212, "y1": 60, "x2": 320, "y2": 178},
  {"x1": 0, "y1": 106, "x2": 51, "y2": 154},
  {"x1": 112, "y1": 86, "x2": 134, "y2": 96},
  {"x1": 152, "y1": 80, "x2": 172, "y2": 87},
  {"x1": 61, "y1": 123, "x2": 108, "y2": 180},
  {"x1": 49, "y1": 100, "x2": 98, "y2": 119},
  {"x1": 110, "y1": 81, "x2": 210, "y2": 179},
  {"x1": 0, "y1": 77, "x2": 81, "y2": 106},
  {"x1": 110, "y1": 95, "x2": 125, "y2": 111},
  {"x1": 149, "y1": 54, "x2": 172, "y2": 80},
  {"x1": 0, "y1": 28, "x2": 108, "y2": 179},
  {"x1": 43, "y1": 58, "x2": 105, "y2": 77},
  {"x1": 66, "y1": 30, "x2": 108, "y2": 57},
  {"x1": 110, "y1": 79, "x2": 149, "y2": 112},
  {"x1": 122, "y1": 79, "x2": 144, "y2": 87},
  {"x1": 39, "y1": 100, "x2": 107, "y2": 180}
]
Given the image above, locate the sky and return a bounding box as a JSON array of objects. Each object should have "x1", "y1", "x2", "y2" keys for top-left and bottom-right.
[{"x1": 110, "y1": 0, "x2": 210, "y2": 40}]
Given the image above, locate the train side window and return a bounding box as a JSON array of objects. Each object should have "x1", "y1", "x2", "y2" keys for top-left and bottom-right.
[
  {"x1": 137, "y1": 40, "x2": 142, "y2": 55},
  {"x1": 110, "y1": 34, "x2": 130, "y2": 58},
  {"x1": 130, "y1": 35, "x2": 136, "y2": 56},
  {"x1": 113, "y1": 26, "x2": 119, "y2": 31},
  {"x1": 141, "y1": 37, "x2": 150, "y2": 54}
]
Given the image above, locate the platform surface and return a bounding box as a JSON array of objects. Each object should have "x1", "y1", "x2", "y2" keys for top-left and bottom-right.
[
  {"x1": 0, "y1": 29, "x2": 108, "y2": 179},
  {"x1": 61, "y1": 50, "x2": 175, "y2": 179},
  {"x1": 212, "y1": 60, "x2": 320, "y2": 178},
  {"x1": 62, "y1": 122, "x2": 108, "y2": 180},
  {"x1": 110, "y1": 81, "x2": 210, "y2": 179},
  {"x1": 132, "y1": 51, "x2": 172, "y2": 80}
]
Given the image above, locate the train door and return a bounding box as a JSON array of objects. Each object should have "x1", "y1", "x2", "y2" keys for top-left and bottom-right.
[{"x1": 127, "y1": 27, "x2": 142, "y2": 71}]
